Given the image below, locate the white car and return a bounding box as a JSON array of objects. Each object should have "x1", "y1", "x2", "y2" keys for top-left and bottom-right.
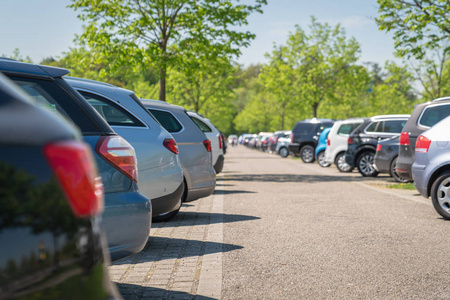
[
  {"x1": 324, "y1": 118, "x2": 366, "y2": 172},
  {"x1": 187, "y1": 112, "x2": 225, "y2": 174}
]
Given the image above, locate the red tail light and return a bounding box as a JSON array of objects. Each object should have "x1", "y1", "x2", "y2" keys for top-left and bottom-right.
[
  {"x1": 95, "y1": 136, "x2": 138, "y2": 183},
  {"x1": 399, "y1": 132, "x2": 410, "y2": 146},
  {"x1": 348, "y1": 137, "x2": 354, "y2": 145},
  {"x1": 203, "y1": 139, "x2": 212, "y2": 152},
  {"x1": 327, "y1": 137, "x2": 330, "y2": 146},
  {"x1": 415, "y1": 135, "x2": 431, "y2": 153},
  {"x1": 44, "y1": 140, "x2": 104, "y2": 218},
  {"x1": 218, "y1": 135, "x2": 223, "y2": 149},
  {"x1": 290, "y1": 133, "x2": 293, "y2": 140},
  {"x1": 163, "y1": 138, "x2": 179, "y2": 154},
  {"x1": 376, "y1": 144, "x2": 382, "y2": 151}
]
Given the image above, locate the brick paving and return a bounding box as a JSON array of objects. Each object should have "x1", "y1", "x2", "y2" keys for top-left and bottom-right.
[{"x1": 109, "y1": 178, "x2": 224, "y2": 300}]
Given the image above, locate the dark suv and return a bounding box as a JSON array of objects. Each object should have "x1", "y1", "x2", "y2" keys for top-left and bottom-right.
[
  {"x1": 288, "y1": 118, "x2": 334, "y2": 163},
  {"x1": 397, "y1": 97, "x2": 450, "y2": 181},
  {"x1": 345, "y1": 115, "x2": 410, "y2": 177}
]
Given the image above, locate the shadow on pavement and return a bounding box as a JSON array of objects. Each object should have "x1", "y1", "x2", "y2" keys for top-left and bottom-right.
[
  {"x1": 220, "y1": 173, "x2": 392, "y2": 184},
  {"x1": 163, "y1": 212, "x2": 260, "y2": 227},
  {"x1": 215, "y1": 183, "x2": 235, "y2": 187},
  {"x1": 213, "y1": 189, "x2": 256, "y2": 195},
  {"x1": 116, "y1": 282, "x2": 216, "y2": 300},
  {"x1": 113, "y1": 236, "x2": 243, "y2": 265}
]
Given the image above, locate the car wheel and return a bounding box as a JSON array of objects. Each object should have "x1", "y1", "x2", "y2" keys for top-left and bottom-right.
[
  {"x1": 335, "y1": 152, "x2": 353, "y2": 172},
  {"x1": 390, "y1": 156, "x2": 410, "y2": 183},
  {"x1": 356, "y1": 151, "x2": 378, "y2": 177},
  {"x1": 279, "y1": 147, "x2": 289, "y2": 158},
  {"x1": 317, "y1": 151, "x2": 330, "y2": 167},
  {"x1": 300, "y1": 145, "x2": 315, "y2": 163},
  {"x1": 431, "y1": 171, "x2": 450, "y2": 220}
]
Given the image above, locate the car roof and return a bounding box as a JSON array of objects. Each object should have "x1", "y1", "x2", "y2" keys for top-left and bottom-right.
[
  {"x1": 140, "y1": 99, "x2": 186, "y2": 111},
  {"x1": 297, "y1": 118, "x2": 334, "y2": 124},
  {"x1": 0, "y1": 58, "x2": 69, "y2": 78},
  {"x1": 371, "y1": 114, "x2": 410, "y2": 120}
]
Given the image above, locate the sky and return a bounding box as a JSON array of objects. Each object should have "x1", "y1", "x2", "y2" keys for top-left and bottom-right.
[{"x1": 0, "y1": 0, "x2": 398, "y2": 67}]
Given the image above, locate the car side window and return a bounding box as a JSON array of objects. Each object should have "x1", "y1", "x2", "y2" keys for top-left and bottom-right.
[
  {"x1": 419, "y1": 104, "x2": 450, "y2": 127},
  {"x1": 148, "y1": 109, "x2": 183, "y2": 133},
  {"x1": 365, "y1": 122, "x2": 378, "y2": 132},
  {"x1": 382, "y1": 120, "x2": 406, "y2": 133},
  {"x1": 79, "y1": 91, "x2": 145, "y2": 127},
  {"x1": 190, "y1": 116, "x2": 212, "y2": 133}
]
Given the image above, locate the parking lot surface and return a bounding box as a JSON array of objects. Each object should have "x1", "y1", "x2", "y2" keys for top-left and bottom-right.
[{"x1": 112, "y1": 146, "x2": 450, "y2": 299}]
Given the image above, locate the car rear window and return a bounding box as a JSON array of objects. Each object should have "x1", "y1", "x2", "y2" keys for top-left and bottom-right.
[
  {"x1": 79, "y1": 91, "x2": 145, "y2": 127},
  {"x1": 148, "y1": 109, "x2": 183, "y2": 133},
  {"x1": 338, "y1": 123, "x2": 361, "y2": 136},
  {"x1": 294, "y1": 123, "x2": 313, "y2": 135},
  {"x1": 419, "y1": 104, "x2": 450, "y2": 127},
  {"x1": 190, "y1": 116, "x2": 212, "y2": 132},
  {"x1": 10, "y1": 77, "x2": 97, "y2": 133}
]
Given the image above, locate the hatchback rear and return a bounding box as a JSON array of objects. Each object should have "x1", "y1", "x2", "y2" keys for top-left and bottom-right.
[
  {"x1": 0, "y1": 59, "x2": 151, "y2": 261},
  {"x1": 66, "y1": 77, "x2": 184, "y2": 221},
  {"x1": 142, "y1": 100, "x2": 216, "y2": 201}
]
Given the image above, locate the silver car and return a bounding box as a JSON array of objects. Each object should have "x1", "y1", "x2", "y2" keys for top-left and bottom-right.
[
  {"x1": 412, "y1": 115, "x2": 450, "y2": 219},
  {"x1": 142, "y1": 99, "x2": 216, "y2": 201},
  {"x1": 66, "y1": 77, "x2": 185, "y2": 221}
]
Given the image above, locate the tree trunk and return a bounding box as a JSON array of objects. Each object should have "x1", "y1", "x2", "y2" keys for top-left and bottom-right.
[
  {"x1": 312, "y1": 102, "x2": 319, "y2": 118},
  {"x1": 159, "y1": 66, "x2": 166, "y2": 101}
]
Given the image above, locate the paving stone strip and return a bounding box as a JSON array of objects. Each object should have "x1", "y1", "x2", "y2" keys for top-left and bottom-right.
[{"x1": 109, "y1": 176, "x2": 224, "y2": 300}]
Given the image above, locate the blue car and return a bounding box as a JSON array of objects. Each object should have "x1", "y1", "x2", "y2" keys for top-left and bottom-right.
[
  {"x1": 0, "y1": 58, "x2": 151, "y2": 262},
  {"x1": 315, "y1": 127, "x2": 332, "y2": 167}
]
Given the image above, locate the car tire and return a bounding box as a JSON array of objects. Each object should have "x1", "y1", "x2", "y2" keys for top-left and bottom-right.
[
  {"x1": 431, "y1": 171, "x2": 450, "y2": 220},
  {"x1": 390, "y1": 156, "x2": 411, "y2": 183},
  {"x1": 279, "y1": 147, "x2": 289, "y2": 158},
  {"x1": 317, "y1": 151, "x2": 330, "y2": 167},
  {"x1": 300, "y1": 145, "x2": 315, "y2": 163},
  {"x1": 356, "y1": 151, "x2": 378, "y2": 177},
  {"x1": 335, "y1": 152, "x2": 353, "y2": 172}
]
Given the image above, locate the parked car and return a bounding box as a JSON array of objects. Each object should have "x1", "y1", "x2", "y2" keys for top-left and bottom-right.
[
  {"x1": 315, "y1": 127, "x2": 332, "y2": 167},
  {"x1": 288, "y1": 118, "x2": 335, "y2": 163},
  {"x1": 412, "y1": 116, "x2": 450, "y2": 219},
  {"x1": 187, "y1": 112, "x2": 225, "y2": 174},
  {"x1": 325, "y1": 118, "x2": 366, "y2": 172},
  {"x1": 345, "y1": 115, "x2": 409, "y2": 177},
  {"x1": 0, "y1": 58, "x2": 151, "y2": 261},
  {"x1": 142, "y1": 99, "x2": 216, "y2": 202},
  {"x1": 397, "y1": 97, "x2": 450, "y2": 182},
  {"x1": 268, "y1": 130, "x2": 291, "y2": 153},
  {"x1": 67, "y1": 77, "x2": 184, "y2": 221},
  {"x1": 275, "y1": 135, "x2": 291, "y2": 158},
  {"x1": 374, "y1": 136, "x2": 410, "y2": 183},
  {"x1": 0, "y1": 73, "x2": 121, "y2": 299},
  {"x1": 228, "y1": 134, "x2": 238, "y2": 146}
]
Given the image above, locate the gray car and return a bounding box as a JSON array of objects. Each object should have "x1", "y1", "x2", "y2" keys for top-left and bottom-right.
[
  {"x1": 66, "y1": 77, "x2": 185, "y2": 222},
  {"x1": 374, "y1": 135, "x2": 410, "y2": 183},
  {"x1": 412, "y1": 115, "x2": 450, "y2": 219},
  {"x1": 142, "y1": 99, "x2": 216, "y2": 201}
]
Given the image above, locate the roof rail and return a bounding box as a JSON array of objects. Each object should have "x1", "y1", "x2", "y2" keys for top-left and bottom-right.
[
  {"x1": 371, "y1": 114, "x2": 410, "y2": 120},
  {"x1": 64, "y1": 76, "x2": 116, "y2": 88},
  {"x1": 431, "y1": 96, "x2": 450, "y2": 102}
]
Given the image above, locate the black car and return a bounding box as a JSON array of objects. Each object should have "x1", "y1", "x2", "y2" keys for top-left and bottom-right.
[
  {"x1": 374, "y1": 136, "x2": 410, "y2": 183},
  {"x1": 0, "y1": 73, "x2": 120, "y2": 299},
  {"x1": 288, "y1": 118, "x2": 334, "y2": 163},
  {"x1": 345, "y1": 115, "x2": 409, "y2": 177},
  {"x1": 397, "y1": 97, "x2": 450, "y2": 181}
]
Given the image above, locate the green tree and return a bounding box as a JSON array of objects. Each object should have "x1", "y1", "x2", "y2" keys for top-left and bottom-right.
[
  {"x1": 69, "y1": 0, "x2": 266, "y2": 101},
  {"x1": 376, "y1": 0, "x2": 450, "y2": 59}
]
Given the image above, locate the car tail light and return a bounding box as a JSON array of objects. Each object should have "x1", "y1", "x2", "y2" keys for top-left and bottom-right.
[
  {"x1": 290, "y1": 133, "x2": 293, "y2": 141},
  {"x1": 163, "y1": 138, "x2": 179, "y2": 154},
  {"x1": 327, "y1": 137, "x2": 330, "y2": 146},
  {"x1": 348, "y1": 137, "x2": 354, "y2": 145},
  {"x1": 415, "y1": 135, "x2": 431, "y2": 153},
  {"x1": 95, "y1": 135, "x2": 138, "y2": 183},
  {"x1": 203, "y1": 139, "x2": 212, "y2": 152},
  {"x1": 218, "y1": 135, "x2": 223, "y2": 149},
  {"x1": 399, "y1": 132, "x2": 410, "y2": 146},
  {"x1": 376, "y1": 144, "x2": 382, "y2": 151},
  {"x1": 44, "y1": 140, "x2": 104, "y2": 218}
]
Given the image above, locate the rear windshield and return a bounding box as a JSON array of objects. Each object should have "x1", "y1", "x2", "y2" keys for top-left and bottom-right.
[
  {"x1": 419, "y1": 104, "x2": 450, "y2": 127},
  {"x1": 190, "y1": 116, "x2": 212, "y2": 132},
  {"x1": 338, "y1": 123, "x2": 361, "y2": 136},
  {"x1": 294, "y1": 123, "x2": 313, "y2": 135},
  {"x1": 148, "y1": 109, "x2": 183, "y2": 133}
]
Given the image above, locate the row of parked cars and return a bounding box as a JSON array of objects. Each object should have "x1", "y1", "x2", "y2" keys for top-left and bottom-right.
[
  {"x1": 0, "y1": 58, "x2": 226, "y2": 299},
  {"x1": 239, "y1": 96, "x2": 450, "y2": 221}
]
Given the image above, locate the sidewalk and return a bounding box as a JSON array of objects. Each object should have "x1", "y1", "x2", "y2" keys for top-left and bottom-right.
[{"x1": 109, "y1": 180, "x2": 224, "y2": 300}]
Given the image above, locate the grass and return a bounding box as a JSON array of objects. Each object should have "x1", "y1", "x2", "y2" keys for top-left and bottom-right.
[{"x1": 386, "y1": 182, "x2": 416, "y2": 190}]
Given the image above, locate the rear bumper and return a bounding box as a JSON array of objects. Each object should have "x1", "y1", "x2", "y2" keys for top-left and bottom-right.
[
  {"x1": 186, "y1": 185, "x2": 216, "y2": 202},
  {"x1": 288, "y1": 143, "x2": 300, "y2": 155},
  {"x1": 152, "y1": 181, "x2": 184, "y2": 217},
  {"x1": 213, "y1": 155, "x2": 225, "y2": 174},
  {"x1": 103, "y1": 191, "x2": 151, "y2": 262}
]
